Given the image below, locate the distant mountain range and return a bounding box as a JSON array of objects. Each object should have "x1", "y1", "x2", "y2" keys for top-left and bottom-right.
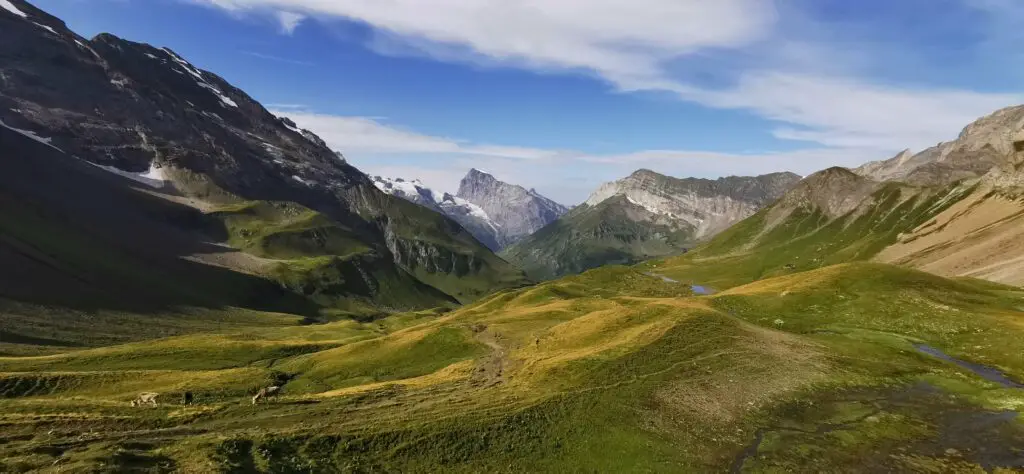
[
  {"x1": 371, "y1": 169, "x2": 568, "y2": 251},
  {"x1": 654, "y1": 105, "x2": 1024, "y2": 289},
  {"x1": 501, "y1": 169, "x2": 801, "y2": 280}
]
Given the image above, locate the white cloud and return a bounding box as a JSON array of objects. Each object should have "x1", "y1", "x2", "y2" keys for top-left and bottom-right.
[
  {"x1": 195, "y1": 0, "x2": 1021, "y2": 154},
  {"x1": 275, "y1": 11, "x2": 304, "y2": 34},
  {"x1": 279, "y1": 109, "x2": 884, "y2": 204},
  {"x1": 241, "y1": 51, "x2": 313, "y2": 66},
  {"x1": 691, "y1": 72, "x2": 1023, "y2": 151},
  {"x1": 197, "y1": 0, "x2": 772, "y2": 83},
  {"x1": 192, "y1": 1, "x2": 1024, "y2": 202}
]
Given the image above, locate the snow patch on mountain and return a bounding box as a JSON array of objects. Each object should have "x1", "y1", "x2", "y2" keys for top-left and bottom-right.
[
  {"x1": 33, "y1": 22, "x2": 57, "y2": 35},
  {"x1": 92, "y1": 162, "x2": 166, "y2": 188},
  {"x1": 439, "y1": 194, "x2": 499, "y2": 231},
  {"x1": 162, "y1": 47, "x2": 237, "y2": 108},
  {"x1": 372, "y1": 175, "x2": 503, "y2": 249},
  {"x1": 372, "y1": 175, "x2": 440, "y2": 205},
  {"x1": 624, "y1": 195, "x2": 675, "y2": 217},
  {"x1": 0, "y1": 119, "x2": 63, "y2": 152},
  {"x1": 0, "y1": 0, "x2": 27, "y2": 17}
]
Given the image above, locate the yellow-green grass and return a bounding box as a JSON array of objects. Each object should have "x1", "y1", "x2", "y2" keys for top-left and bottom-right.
[
  {"x1": 649, "y1": 182, "x2": 972, "y2": 290},
  {"x1": 1, "y1": 264, "x2": 1023, "y2": 472}
]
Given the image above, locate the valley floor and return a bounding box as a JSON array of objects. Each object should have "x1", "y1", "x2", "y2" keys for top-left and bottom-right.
[{"x1": 1, "y1": 264, "x2": 1023, "y2": 472}]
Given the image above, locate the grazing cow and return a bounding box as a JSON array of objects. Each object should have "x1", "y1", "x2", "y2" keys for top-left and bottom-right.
[
  {"x1": 182, "y1": 392, "x2": 194, "y2": 405},
  {"x1": 251, "y1": 386, "x2": 281, "y2": 405},
  {"x1": 131, "y1": 392, "x2": 159, "y2": 407}
]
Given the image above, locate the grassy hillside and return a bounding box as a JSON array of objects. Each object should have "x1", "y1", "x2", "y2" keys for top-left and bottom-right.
[
  {"x1": 2, "y1": 263, "x2": 1022, "y2": 472},
  {"x1": 0, "y1": 126, "x2": 469, "y2": 358},
  {"x1": 874, "y1": 182, "x2": 1024, "y2": 286},
  {"x1": 374, "y1": 194, "x2": 531, "y2": 303},
  {"x1": 648, "y1": 178, "x2": 974, "y2": 290},
  {"x1": 206, "y1": 200, "x2": 458, "y2": 313},
  {"x1": 501, "y1": 195, "x2": 694, "y2": 280}
]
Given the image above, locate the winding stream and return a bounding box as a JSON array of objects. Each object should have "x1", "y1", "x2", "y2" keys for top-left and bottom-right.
[{"x1": 914, "y1": 344, "x2": 1024, "y2": 388}]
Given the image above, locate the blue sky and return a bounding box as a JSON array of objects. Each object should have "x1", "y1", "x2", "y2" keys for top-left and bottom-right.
[{"x1": 33, "y1": 0, "x2": 1024, "y2": 204}]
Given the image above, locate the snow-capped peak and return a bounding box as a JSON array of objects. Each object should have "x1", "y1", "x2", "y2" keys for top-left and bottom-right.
[
  {"x1": 372, "y1": 175, "x2": 502, "y2": 248},
  {"x1": 372, "y1": 175, "x2": 440, "y2": 205}
]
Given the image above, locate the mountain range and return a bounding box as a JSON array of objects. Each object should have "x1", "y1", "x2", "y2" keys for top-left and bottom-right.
[{"x1": 501, "y1": 169, "x2": 802, "y2": 279}]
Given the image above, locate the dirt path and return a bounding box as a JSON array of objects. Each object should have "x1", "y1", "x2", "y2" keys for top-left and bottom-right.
[{"x1": 471, "y1": 328, "x2": 509, "y2": 387}]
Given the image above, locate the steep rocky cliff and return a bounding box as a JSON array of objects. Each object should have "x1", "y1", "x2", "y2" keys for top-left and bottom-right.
[{"x1": 456, "y1": 169, "x2": 568, "y2": 247}]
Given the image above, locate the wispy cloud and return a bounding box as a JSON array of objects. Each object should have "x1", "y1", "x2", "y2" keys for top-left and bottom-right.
[
  {"x1": 275, "y1": 10, "x2": 304, "y2": 34},
  {"x1": 240, "y1": 50, "x2": 313, "y2": 66},
  {"x1": 193, "y1": 0, "x2": 1022, "y2": 154}
]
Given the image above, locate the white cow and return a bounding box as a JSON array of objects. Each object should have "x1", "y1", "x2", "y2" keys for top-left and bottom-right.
[
  {"x1": 251, "y1": 386, "x2": 281, "y2": 405},
  {"x1": 130, "y1": 392, "x2": 159, "y2": 407}
]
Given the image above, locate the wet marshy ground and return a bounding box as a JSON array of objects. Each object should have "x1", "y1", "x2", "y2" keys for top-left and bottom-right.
[{"x1": 733, "y1": 382, "x2": 1024, "y2": 472}]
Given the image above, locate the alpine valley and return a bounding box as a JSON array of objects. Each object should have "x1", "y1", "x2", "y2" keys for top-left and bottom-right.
[{"x1": 2, "y1": 1, "x2": 1024, "y2": 473}]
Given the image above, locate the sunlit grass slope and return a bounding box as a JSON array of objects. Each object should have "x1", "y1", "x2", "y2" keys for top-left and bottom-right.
[
  {"x1": 2, "y1": 263, "x2": 1023, "y2": 472},
  {"x1": 649, "y1": 181, "x2": 973, "y2": 290}
]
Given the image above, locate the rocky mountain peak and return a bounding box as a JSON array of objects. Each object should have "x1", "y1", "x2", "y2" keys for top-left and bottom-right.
[
  {"x1": 465, "y1": 168, "x2": 495, "y2": 180},
  {"x1": 774, "y1": 167, "x2": 878, "y2": 220},
  {"x1": 854, "y1": 104, "x2": 1024, "y2": 185},
  {"x1": 456, "y1": 169, "x2": 568, "y2": 247},
  {"x1": 504, "y1": 168, "x2": 801, "y2": 280},
  {"x1": 583, "y1": 169, "x2": 801, "y2": 238}
]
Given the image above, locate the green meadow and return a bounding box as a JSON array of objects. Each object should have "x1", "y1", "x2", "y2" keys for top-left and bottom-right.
[{"x1": 2, "y1": 263, "x2": 1023, "y2": 472}]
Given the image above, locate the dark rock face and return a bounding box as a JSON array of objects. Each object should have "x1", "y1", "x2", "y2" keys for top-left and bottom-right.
[
  {"x1": 456, "y1": 169, "x2": 569, "y2": 247},
  {"x1": 0, "y1": 0, "x2": 526, "y2": 303}
]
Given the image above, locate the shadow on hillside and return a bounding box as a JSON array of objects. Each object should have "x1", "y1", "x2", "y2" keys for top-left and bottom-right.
[{"x1": 0, "y1": 127, "x2": 320, "y2": 317}]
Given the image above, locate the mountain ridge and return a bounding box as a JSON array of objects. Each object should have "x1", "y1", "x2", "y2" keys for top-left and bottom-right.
[
  {"x1": 502, "y1": 169, "x2": 801, "y2": 279},
  {"x1": 0, "y1": 0, "x2": 527, "y2": 310}
]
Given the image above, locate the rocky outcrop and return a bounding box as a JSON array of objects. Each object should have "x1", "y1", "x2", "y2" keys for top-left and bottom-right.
[
  {"x1": 456, "y1": 169, "x2": 568, "y2": 247},
  {"x1": 584, "y1": 169, "x2": 802, "y2": 239},
  {"x1": 767, "y1": 167, "x2": 880, "y2": 225}
]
